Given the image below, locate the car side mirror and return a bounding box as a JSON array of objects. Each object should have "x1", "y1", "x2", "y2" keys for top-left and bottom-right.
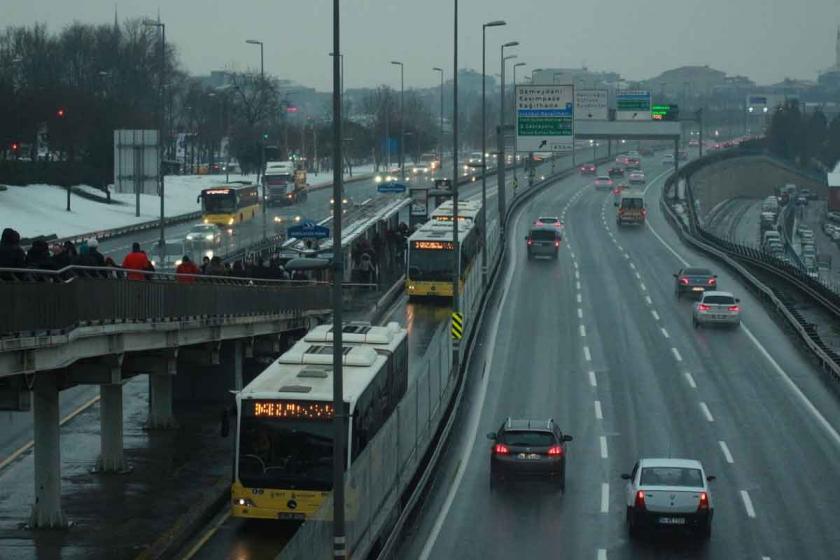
[
  {"x1": 220, "y1": 409, "x2": 230, "y2": 438},
  {"x1": 562, "y1": 434, "x2": 573, "y2": 442},
  {"x1": 673, "y1": 273, "x2": 678, "y2": 278},
  {"x1": 621, "y1": 473, "x2": 631, "y2": 480},
  {"x1": 486, "y1": 432, "x2": 497, "y2": 440},
  {"x1": 713, "y1": 275, "x2": 718, "y2": 278},
  {"x1": 524, "y1": 236, "x2": 529, "y2": 241},
  {"x1": 706, "y1": 475, "x2": 716, "y2": 482},
  {"x1": 735, "y1": 298, "x2": 740, "y2": 303}
]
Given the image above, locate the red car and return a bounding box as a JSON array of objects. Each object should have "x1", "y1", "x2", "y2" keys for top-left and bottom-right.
[{"x1": 578, "y1": 163, "x2": 597, "y2": 175}]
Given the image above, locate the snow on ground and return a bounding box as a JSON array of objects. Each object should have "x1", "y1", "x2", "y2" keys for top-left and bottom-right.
[{"x1": 0, "y1": 167, "x2": 375, "y2": 240}]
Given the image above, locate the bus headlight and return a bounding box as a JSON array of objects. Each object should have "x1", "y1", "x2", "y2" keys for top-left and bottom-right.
[
  {"x1": 203, "y1": 219, "x2": 209, "y2": 224},
  {"x1": 228, "y1": 218, "x2": 234, "y2": 225}
]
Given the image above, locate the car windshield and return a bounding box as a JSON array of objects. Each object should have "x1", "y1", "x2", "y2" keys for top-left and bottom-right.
[
  {"x1": 409, "y1": 248, "x2": 455, "y2": 281},
  {"x1": 703, "y1": 295, "x2": 735, "y2": 304},
  {"x1": 640, "y1": 467, "x2": 704, "y2": 487},
  {"x1": 499, "y1": 430, "x2": 555, "y2": 447},
  {"x1": 237, "y1": 417, "x2": 336, "y2": 491},
  {"x1": 202, "y1": 192, "x2": 236, "y2": 213},
  {"x1": 621, "y1": 198, "x2": 644, "y2": 209},
  {"x1": 683, "y1": 268, "x2": 712, "y2": 276},
  {"x1": 190, "y1": 225, "x2": 216, "y2": 234},
  {"x1": 537, "y1": 217, "x2": 558, "y2": 224}
]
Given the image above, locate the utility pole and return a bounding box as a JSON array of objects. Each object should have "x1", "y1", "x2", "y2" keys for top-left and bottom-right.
[
  {"x1": 246, "y1": 39, "x2": 266, "y2": 242},
  {"x1": 330, "y1": 1, "x2": 346, "y2": 559},
  {"x1": 433, "y1": 67, "x2": 444, "y2": 167},
  {"x1": 391, "y1": 61, "x2": 405, "y2": 181},
  {"x1": 452, "y1": 0, "x2": 461, "y2": 374},
  {"x1": 498, "y1": 42, "x2": 518, "y2": 233},
  {"x1": 144, "y1": 19, "x2": 166, "y2": 265}
]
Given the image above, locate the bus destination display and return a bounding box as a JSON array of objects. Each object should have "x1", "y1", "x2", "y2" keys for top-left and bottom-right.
[{"x1": 250, "y1": 400, "x2": 334, "y2": 419}]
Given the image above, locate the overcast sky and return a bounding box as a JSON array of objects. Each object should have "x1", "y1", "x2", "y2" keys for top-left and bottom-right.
[{"x1": 6, "y1": 0, "x2": 839, "y2": 91}]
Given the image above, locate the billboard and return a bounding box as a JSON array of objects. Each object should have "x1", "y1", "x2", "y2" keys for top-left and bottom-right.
[
  {"x1": 515, "y1": 84, "x2": 575, "y2": 152},
  {"x1": 574, "y1": 89, "x2": 608, "y2": 120},
  {"x1": 616, "y1": 90, "x2": 651, "y2": 120},
  {"x1": 113, "y1": 129, "x2": 159, "y2": 196}
]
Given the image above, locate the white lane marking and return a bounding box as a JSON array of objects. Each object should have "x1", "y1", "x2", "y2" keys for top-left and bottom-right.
[
  {"x1": 575, "y1": 270, "x2": 580, "y2": 280},
  {"x1": 719, "y1": 440, "x2": 734, "y2": 464},
  {"x1": 629, "y1": 262, "x2": 636, "y2": 270},
  {"x1": 741, "y1": 490, "x2": 756, "y2": 518},
  {"x1": 661, "y1": 327, "x2": 670, "y2": 339},
  {"x1": 684, "y1": 372, "x2": 697, "y2": 389},
  {"x1": 640, "y1": 282, "x2": 647, "y2": 291},
  {"x1": 594, "y1": 400, "x2": 603, "y2": 420},
  {"x1": 588, "y1": 370, "x2": 597, "y2": 387},
  {"x1": 600, "y1": 482, "x2": 610, "y2": 513},
  {"x1": 634, "y1": 272, "x2": 641, "y2": 280},
  {"x1": 573, "y1": 261, "x2": 579, "y2": 269},
  {"x1": 616, "y1": 245, "x2": 624, "y2": 251},
  {"x1": 576, "y1": 281, "x2": 581, "y2": 291},
  {"x1": 700, "y1": 402, "x2": 715, "y2": 422},
  {"x1": 671, "y1": 347, "x2": 683, "y2": 362},
  {"x1": 597, "y1": 550, "x2": 607, "y2": 560},
  {"x1": 580, "y1": 325, "x2": 587, "y2": 337},
  {"x1": 623, "y1": 253, "x2": 630, "y2": 260},
  {"x1": 418, "y1": 206, "x2": 521, "y2": 560},
  {"x1": 570, "y1": 251, "x2": 575, "y2": 259},
  {"x1": 577, "y1": 308, "x2": 583, "y2": 319},
  {"x1": 645, "y1": 296, "x2": 653, "y2": 305},
  {"x1": 651, "y1": 310, "x2": 660, "y2": 321},
  {"x1": 577, "y1": 293, "x2": 582, "y2": 303},
  {"x1": 584, "y1": 346, "x2": 592, "y2": 362},
  {"x1": 600, "y1": 435, "x2": 608, "y2": 459},
  {"x1": 762, "y1": 557, "x2": 771, "y2": 560}
]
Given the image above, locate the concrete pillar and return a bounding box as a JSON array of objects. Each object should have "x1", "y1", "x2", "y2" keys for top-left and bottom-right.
[
  {"x1": 93, "y1": 384, "x2": 131, "y2": 473},
  {"x1": 234, "y1": 340, "x2": 244, "y2": 391},
  {"x1": 148, "y1": 373, "x2": 176, "y2": 429},
  {"x1": 29, "y1": 374, "x2": 69, "y2": 529}
]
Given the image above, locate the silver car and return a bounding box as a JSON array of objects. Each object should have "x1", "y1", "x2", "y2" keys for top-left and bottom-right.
[{"x1": 692, "y1": 291, "x2": 741, "y2": 328}]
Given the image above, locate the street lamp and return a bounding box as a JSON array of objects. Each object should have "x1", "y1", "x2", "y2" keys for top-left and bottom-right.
[
  {"x1": 329, "y1": 53, "x2": 345, "y2": 181},
  {"x1": 498, "y1": 41, "x2": 518, "y2": 228},
  {"x1": 512, "y1": 61, "x2": 526, "y2": 183},
  {"x1": 481, "y1": 19, "x2": 506, "y2": 286},
  {"x1": 433, "y1": 67, "x2": 444, "y2": 168},
  {"x1": 143, "y1": 19, "x2": 166, "y2": 264},
  {"x1": 245, "y1": 39, "x2": 267, "y2": 242},
  {"x1": 391, "y1": 61, "x2": 405, "y2": 180}
]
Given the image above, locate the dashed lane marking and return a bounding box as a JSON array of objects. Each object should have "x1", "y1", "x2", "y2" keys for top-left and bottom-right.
[
  {"x1": 600, "y1": 436, "x2": 608, "y2": 459},
  {"x1": 577, "y1": 308, "x2": 583, "y2": 319},
  {"x1": 684, "y1": 372, "x2": 697, "y2": 389},
  {"x1": 700, "y1": 402, "x2": 715, "y2": 422},
  {"x1": 600, "y1": 482, "x2": 610, "y2": 512},
  {"x1": 671, "y1": 347, "x2": 683, "y2": 362},
  {"x1": 594, "y1": 400, "x2": 603, "y2": 420},
  {"x1": 719, "y1": 440, "x2": 734, "y2": 464},
  {"x1": 661, "y1": 327, "x2": 670, "y2": 339},
  {"x1": 645, "y1": 296, "x2": 653, "y2": 305},
  {"x1": 577, "y1": 294, "x2": 582, "y2": 303},
  {"x1": 584, "y1": 346, "x2": 592, "y2": 362},
  {"x1": 741, "y1": 490, "x2": 756, "y2": 518},
  {"x1": 588, "y1": 370, "x2": 597, "y2": 387},
  {"x1": 651, "y1": 310, "x2": 660, "y2": 321}
]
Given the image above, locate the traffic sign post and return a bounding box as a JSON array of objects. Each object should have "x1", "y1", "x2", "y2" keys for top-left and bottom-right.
[
  {"x1": 652, "y1": 104, "x2": 679, "y2": 121},
  {"x1": 574, "y1": 89, "x2": 608, "y2": 121},
  {"x1": 377, "y1": 181, "x2": 407, "y2": 194},
  {"x1": 287, "y1": 220, "x2": 330, "y2": 239},
  {"x1": 515, "y1": 84, "x2": 575, "y2": 152},
  {"x1": 616, "y1": 90, "x2": 652, "y2": 121}
]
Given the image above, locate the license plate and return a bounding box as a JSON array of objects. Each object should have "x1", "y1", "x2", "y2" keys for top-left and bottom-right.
[
  {"x1": 658, "y1": 517, "x2": 685, "y2": 525},
  {"x1": 279, "y1": 512, "x2": 305, "y2": 520},
  {"x1": 518, "y1": 453, "x2": 540, "y2": 460},
  {"x1": 691, "y1": 287, "x2": 703, "y2": 292},
  {"x1": 714, "y1": 315, "x2": 727, "y2": 320}
]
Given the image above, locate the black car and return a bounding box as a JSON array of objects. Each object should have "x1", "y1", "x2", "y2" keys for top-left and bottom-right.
[
  {"x1": 674, "y1": 267, "x2": 717, "y2": 298},
  {"x1": 487, "y1": 418, "x2": 573, "y2": 490},
  {"x1": 608, "y1": 166, "x2": 625, "y2": 178}
]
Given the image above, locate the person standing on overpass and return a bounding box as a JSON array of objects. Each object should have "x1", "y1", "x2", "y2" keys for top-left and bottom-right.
[{"x1": 121, "y1": 242, "x2": 154, "y2": 281}]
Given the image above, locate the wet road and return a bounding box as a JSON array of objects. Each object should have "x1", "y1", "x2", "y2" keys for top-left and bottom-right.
[{"x1": 398, "y1": 153, "x2": 840, "y2": 560}]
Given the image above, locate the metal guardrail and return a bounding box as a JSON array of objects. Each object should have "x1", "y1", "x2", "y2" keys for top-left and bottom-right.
[
  {"x1": 661, "y1": 162, "x2": 840, "y2": 382},
  {"x1": 0, "y1": 265, "x2": 330, "y2": 339}
]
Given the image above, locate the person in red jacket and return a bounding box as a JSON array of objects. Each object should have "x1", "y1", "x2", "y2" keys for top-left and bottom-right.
[
  {"x1": 121, "y1": 242, "x2": 154, "y2": 281},
  {"x1": 175, "y1": 255, "x2": 200, "y2": 283}
]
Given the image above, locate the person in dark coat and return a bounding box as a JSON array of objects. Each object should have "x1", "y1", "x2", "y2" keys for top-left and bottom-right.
[
  {"x1": 52, "y1": 240, "x2": 77, "y2": 270},
  {"x1": 26, "y1": 239, "x2": 54, "y2": 270},
  {"x1": 0, "y1": 228, "x2": 26, "y2": 268},
  {"x1": 78, "y1": 237, "x2": 106, "y2": 277}
]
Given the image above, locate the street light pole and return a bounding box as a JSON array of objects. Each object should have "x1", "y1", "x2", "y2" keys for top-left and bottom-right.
[
  {"x1": 144, "y1": 19, "x2": 166, "y2": 265},
  {"x1": 481, "y1": 19, "x2": 506, "y2": 287},
  {"x1": 512, "y1": 61, "x2": 526, "y2": 184},
  {"x1": 329, "y1": 52, "x2": 345, "y2": 179},
  {"x1": 433, "y1": 67, "x2": 444, "y2": 168},
  {"x1": 452, "y1": 0, "x2": 460, "y2": 372},
  {"x1": 498, "y1": 42, "x2": 518, "y2": 232},
  {"x1": 246, "y1": 39, "x2": 267, "y2": 242},
  {"x1": 330, "y1": 1, "x2": 346, "y2": 558},
  {"x1": 391, "y1": 61, "x2": 405, "y2": 181}
]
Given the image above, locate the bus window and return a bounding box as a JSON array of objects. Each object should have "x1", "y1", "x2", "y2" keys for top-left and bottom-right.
[
  {"x1": 203, "y1": 191, "x2": 237, "y2": 214},
  {"x1": 409, "y1": 247, "x2": 455, "y2": 281}
]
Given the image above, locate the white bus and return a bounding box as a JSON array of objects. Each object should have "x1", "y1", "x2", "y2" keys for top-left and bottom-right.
[{"x1": 231, "y1": 322, "x2": 408, "y2": 520}]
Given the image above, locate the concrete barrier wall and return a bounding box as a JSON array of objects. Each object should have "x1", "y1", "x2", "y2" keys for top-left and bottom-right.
[{"x1": 691, "y1": 155, "x2": 827, "y2": 226}]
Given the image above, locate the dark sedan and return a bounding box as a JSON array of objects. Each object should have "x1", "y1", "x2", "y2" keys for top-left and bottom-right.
[
  {"x1": 674, "y1": 267, "x2": 717, "y2": 298},
  {"x1": 578, "y1": 163, "x2": 597, "y2": 175},
  {"x1": 487, "y1": 418, "x2": 573, "y2": 490},
  {"x1": 608, "y1": 166, "x2": 625, "y2": 178}
]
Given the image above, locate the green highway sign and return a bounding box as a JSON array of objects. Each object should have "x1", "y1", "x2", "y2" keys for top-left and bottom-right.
[
  {"x1": 652, "y1": 104, "x2": 679, "y2": 121},
  {"x1": 515, "y1": 84, "x2": 575, "y2": 152}
]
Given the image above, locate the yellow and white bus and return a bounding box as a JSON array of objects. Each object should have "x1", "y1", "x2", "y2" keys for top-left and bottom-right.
[
  {"x1": 231, "y1": 322, "x2": 408, "y2": 520},
  {"x1": 429, "y1": 198, "x2": 484, "y2": 226},
  {"x1": 405, "y1": 216, "x2": 482, "y2": 298},
  {"x1": 199, "y1": 182, "x2": 260, "y2": 227}
]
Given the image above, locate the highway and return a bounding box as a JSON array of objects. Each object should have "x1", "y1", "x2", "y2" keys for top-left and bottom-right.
[{"x1": 395, "y1": 153, "x2": 840, "y2": 560}]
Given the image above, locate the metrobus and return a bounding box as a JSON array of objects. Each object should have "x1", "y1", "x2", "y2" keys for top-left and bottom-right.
[
  {"x1": 231, "y1": 322, "x2": 408, "y2": 520},
  {"x1": 199, "y1": 182, "x2": 260, "y2": 227},
  {"x1": 429, "y1": 199, "x2": 484, "y2": 226},
  {"x1": 405, "y1": 217, "x2": 482, "y2": 298}
]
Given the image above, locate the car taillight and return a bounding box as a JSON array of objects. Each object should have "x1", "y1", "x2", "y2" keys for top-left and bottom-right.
[
  {"x1": 554, "y1": 240, "x2": 560, "y2": 248},
  {"x1": 707, "y1": 277, "x2": 716, "y2": 285},
  {"x1": 698, "y1": 492, "x2": 709, "y2": 511},
  {"x1": 698, "y1": 303, "x2": 711, "y2": 312},
  {"x1": 493, "y1": 444, "x2": 510, "y2": 455},
  {"x1": 679, "y1": 277, "x2": 689, "y2": 285},
  {"x1": 635, "y1": 490, "x2": 646, "y2": 510},
  {"x1": 641, "y1": 208, "x2": 647, "y2": 216},
  {"x1": 547, "y1": 445, "x2": 563, "y2": 456},
  {"x1": 728, "y1": 305, "x2": 740, "y2": 312},
  {"x1": 527, "y1": 239, "x2": 533, "y2": 246}
]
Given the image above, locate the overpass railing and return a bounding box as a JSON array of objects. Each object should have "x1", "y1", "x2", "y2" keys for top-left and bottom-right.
[{"x1": 0, "y1": 265, "x2": 330, "y2": 341}]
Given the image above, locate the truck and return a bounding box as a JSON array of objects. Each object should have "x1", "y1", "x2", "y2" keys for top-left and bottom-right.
[
  {"x1": 617, "y1": 190, "x2": 646, "y2": 226},
  {"x1": 264, "y1": 161, "x2": 308, "y2": 206}
]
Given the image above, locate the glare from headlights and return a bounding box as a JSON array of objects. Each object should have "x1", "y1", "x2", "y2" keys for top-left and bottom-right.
[{"x1": 205, "y1": 234, "x2": 214, "y2": 240}]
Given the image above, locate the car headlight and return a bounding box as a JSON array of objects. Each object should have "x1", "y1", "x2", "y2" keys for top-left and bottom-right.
[
  {"x1": 205, "y1": 234, "x2": 214, "y2": 240},
  {"x1": 374, "y1": 176, "x2": 383, "y2": 183}
]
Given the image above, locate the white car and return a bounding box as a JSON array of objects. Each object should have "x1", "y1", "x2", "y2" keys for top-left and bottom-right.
[
  {"x1": 623, "y1": 458, "x2": 715, "y2": 539},
  {"x1": 534, "y1": 216, "x2": 564, "y2": 229},
  {"x1": 184, "y1": 224, "x2": 222, "y2": 246},
  {"x1": 628, "y1": 172, "x2": 646, "y2": 185},
  {"x1": 692, "y1": 291, "x2": 741, "y2": 328},
  {"x1": 373, "y1": 173, "x2": 398, "y2": 184}
]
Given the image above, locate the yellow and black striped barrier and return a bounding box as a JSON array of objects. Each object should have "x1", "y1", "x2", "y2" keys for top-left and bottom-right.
[{"x1": 451, "y1": 312, "x2": 464, "y2": 340}]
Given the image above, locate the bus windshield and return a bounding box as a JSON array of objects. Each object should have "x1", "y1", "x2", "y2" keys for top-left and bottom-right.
[
  {"x1": 203, "y1": 192, "x2": 236, "y2": 213},
  {"x1": 238, "y1": 416, "x2": 336, "y2": 491},
  {"x1": 409, "y1": 248, "x2": 455, "y2": 281}
]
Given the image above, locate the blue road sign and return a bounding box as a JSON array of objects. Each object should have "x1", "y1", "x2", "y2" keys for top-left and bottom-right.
[
  {"x1": 377, "y1": 181, "x2": 407, "y2": 193},
  {"x1": 288, "y1": 220, "x2": 330, "y2": 239}
]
